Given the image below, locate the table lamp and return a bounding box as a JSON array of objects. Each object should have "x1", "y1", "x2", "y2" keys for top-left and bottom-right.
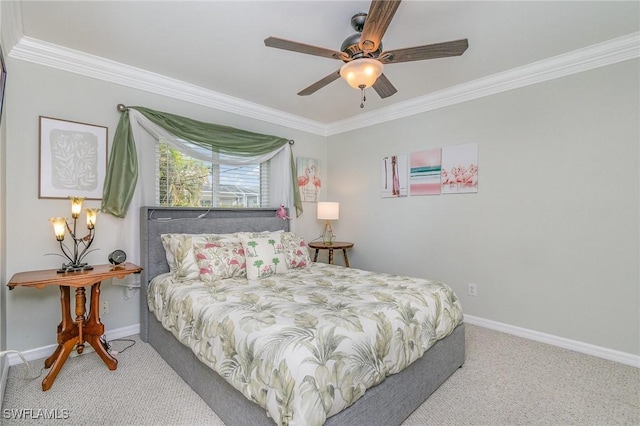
[{"x1": 317, "y1": 202, "x2": 339, "y2": 246}]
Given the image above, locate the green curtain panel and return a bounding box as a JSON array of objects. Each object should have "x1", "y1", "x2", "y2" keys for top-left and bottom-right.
[{"x1": 101, "y1": 107, "x2": 302, "y2": 218}]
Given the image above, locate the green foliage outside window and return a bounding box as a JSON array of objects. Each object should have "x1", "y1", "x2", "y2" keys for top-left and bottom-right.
[{"x1": 158, "y1": 143, "x2": 209, "y2": 206}]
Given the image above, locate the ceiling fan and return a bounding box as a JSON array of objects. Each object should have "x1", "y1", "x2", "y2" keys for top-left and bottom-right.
[{"x1": 264, "y1": 0, "x2": 469, "y2": 107}]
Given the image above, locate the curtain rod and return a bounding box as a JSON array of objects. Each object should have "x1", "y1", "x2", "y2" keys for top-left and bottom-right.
[{"x1": 116, "y1": 103, "x2": 294, "y2": 145}]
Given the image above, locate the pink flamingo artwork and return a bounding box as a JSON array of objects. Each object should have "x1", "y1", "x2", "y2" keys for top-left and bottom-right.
[
  {"x1": 297, "y1": 159, "x2": 323, "y2": 202},
  {"x1": 311, "y1": 165, "x2": 322, "y2": 194},
  {"x1": 440, "y1": 142, "x2": 479, "y2": 194},
  {"x1": 297, "y1": 167, "x2": 310, "y2": 188}
]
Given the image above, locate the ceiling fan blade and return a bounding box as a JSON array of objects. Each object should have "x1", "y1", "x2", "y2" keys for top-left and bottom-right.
[
  {"x1": 372, "y1": 73, "x2": 397, "y2": 99},
  {"x1": 265, "y1": 37, "x2": 347, "y2": 61},
  {"x1": 379, "y1": 39, "x2": 469, "y2": 64},
  {"x1": 359, "y1": 0, "x2": 402, "y2": 54},
  {"x1": 297, "y1": 70, "x2": 342, "y2": 96}
]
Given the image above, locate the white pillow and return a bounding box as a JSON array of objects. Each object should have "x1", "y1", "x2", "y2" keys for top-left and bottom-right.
[{"x1": 238, "y1": 231, "x2": 288, "y2": 279}]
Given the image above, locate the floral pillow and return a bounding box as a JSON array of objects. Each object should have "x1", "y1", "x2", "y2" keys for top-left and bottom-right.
[
  {"x1": 238, "y1": 231, "x2": 288, "y2": 279},
  {"x1": 193, "y1": 241, "x2": 246, "y2": 282},
  {"x1": 281, "y1": 232, "x2": 311, "y2": 269},
  {"x1": 160, "y1": 233, "x2": 238, "y2": 280}
]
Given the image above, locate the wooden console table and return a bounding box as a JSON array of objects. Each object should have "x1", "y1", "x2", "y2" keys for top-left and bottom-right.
[
  {"x1": 308, "y1": 241, "x2": 354, "y2": 267},
  {"x1": 8, "y1": 263, "x2": 142, "y2": 391}
]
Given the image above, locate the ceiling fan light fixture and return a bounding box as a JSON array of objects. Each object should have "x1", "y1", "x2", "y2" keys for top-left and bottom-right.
[{"x1": 339, "y1": 58, "x2": 383, "y2": 90}]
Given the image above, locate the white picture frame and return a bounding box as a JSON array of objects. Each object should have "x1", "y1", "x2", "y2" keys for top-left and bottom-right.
[{"x1": 39, "y1": 116, "x2": 108, "y2": 200}]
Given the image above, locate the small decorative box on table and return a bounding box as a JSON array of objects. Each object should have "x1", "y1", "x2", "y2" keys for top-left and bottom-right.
[{"x1": 8, "y1": 263, "x2": 142, "y2": 391}]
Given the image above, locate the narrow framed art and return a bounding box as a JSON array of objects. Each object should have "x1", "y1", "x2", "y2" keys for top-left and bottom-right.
[
  {"x1": 381, "y1": 154, "x2": 408, "y2": 198},
  {"x1": 0, "y1": 45, "x2": 6, "y2": 125},
  {"x1": 296, "y1": 157, "x2": 322, "y2": 202},
  {"x1": 39, "y1": 116, "x2": 108, "y2": 200}
]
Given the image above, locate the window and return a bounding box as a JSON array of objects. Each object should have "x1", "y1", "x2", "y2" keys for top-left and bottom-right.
[{"x1": 156, "y1": 141, "x2": 269, "y2": 207}]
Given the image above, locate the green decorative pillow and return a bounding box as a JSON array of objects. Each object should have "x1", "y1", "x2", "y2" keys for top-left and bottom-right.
[
  {"x1": 238, "y1": 231, "x2": 288, "y2": 279},
  {"x1": 281, "y1": 232, "x2": 311, "y2": 269},
  {"x1": 160, "y1": 233, "x2": 238, "y2": 280},
  {"x1": 194, "y1": 241, "x2": 247, "y2": 282}
]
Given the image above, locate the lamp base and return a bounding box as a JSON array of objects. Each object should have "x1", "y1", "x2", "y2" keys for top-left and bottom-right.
[
  {"x1": 57, "y1": 264, "x2": 94, "y2": 274},
  {"x1": 321, "y1": 220, "x2": 335, "y2": 246}
]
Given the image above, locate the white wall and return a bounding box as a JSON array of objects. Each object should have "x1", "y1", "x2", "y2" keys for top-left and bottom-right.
[
  {"x1": 326, "y1": 59, "x2": 640, "y2": 356},
  {"x1": 2, "y1": 58, "x2": 326, "y2": 351}
]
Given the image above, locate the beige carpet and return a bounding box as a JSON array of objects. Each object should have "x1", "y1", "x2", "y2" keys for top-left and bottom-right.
[{"x1": 2, "y1": 323, "x2": 638, "y2": 425}]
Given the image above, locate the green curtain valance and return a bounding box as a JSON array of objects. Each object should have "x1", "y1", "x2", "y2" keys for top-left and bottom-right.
[{"x1": 101, "y1": 106, "x2": 302, "y2": 218}]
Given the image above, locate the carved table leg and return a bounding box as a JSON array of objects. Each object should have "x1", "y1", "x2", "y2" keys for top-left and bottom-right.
[
  {"x1": 328, "y1": 248, "x2": 334, "y2": 265},
  {"x1": 74, "y1": 287, "x2": 86, "y2": 354},
  {"x1": 85, "y1": 282, "x2": 117, "y2": 370},
  {"x1": 313, "y1": 249, "x2": 319, "y2": 262},
  {"x1": 45, "y1": 286, "x2": 76, "y2": 369},
  {"x1": 343, "y1": 249, "x2": 350, "y2": 267},
  {"x1": 42, "y1": 337, "x2": 77, "y2": 391}
]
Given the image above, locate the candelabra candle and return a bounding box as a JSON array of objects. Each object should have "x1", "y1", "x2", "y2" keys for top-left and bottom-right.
[{"x1": 48, "y1": 197, "x2": 99, "y2": 273}]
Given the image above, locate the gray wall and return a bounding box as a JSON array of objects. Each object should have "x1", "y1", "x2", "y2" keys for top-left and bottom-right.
[
  {"x1": 326, "y1": 59, "x2": 640, "y2": 355},
  {"x1": 1, "y1": 40, "x2": 638, "y2": 359},
  {"x1": 2, "y1": 58, "x2": 326, "y2": 352}
]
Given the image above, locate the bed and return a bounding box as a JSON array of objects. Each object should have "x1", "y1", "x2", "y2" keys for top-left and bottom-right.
[{"x1": 139, "y1": 206, "x2": 465, "y2": 426}]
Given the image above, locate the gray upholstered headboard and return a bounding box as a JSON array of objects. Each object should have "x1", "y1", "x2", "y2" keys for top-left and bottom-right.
[{"x1": 139, "y1": 206, "x2": 290, "y2": 341}]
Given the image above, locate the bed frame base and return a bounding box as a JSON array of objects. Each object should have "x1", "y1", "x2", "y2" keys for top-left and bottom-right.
[
  {"x1": 140, "y1": 207, "x2": 465, "y2": 425},
  {"x1": 149, "y1": 317, "x2": 464, "y2": 426}
]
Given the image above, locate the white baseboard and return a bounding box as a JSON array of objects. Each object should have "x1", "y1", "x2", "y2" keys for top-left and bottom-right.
[
  {"x1": 5, "y1": 323, "x2": 140, "y2": 367},
  {"x1": 464, "y1": 314, "x2": 640, "y2": 368}
]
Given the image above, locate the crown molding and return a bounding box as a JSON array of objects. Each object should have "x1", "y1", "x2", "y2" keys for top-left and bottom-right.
[
  {"x1": 9, "y1": 36, "x2": 328, "y2": 136},
  {"x1": 325, "y1": 31, "x2": 640, "y2": 135},
  {"x1": 7, "y1": 29, "x2": 639, "y2": 137}
]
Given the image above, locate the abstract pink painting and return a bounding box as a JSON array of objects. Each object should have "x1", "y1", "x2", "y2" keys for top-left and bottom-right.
[{"x1": 410, "y1": 148, "x2": 442, "y2": 196}]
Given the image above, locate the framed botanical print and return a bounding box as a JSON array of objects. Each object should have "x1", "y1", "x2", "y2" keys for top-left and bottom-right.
[{"x1": 39, "y1": 116, "x2": 108, "y2": 199}]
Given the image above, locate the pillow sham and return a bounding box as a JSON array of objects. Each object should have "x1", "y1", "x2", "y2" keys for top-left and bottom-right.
[
  {"x1": 238, "y1": 231, "x2": 288, "y2": 279},
  {"x1": 160, "y1": 233, "x2": 238, "y2": 280},
  {"x1": 281, "y1": 232, "x2": 311, "y2": 269},
  {"x1": 194, "y1": 241, "x2": 246, "y2": 282}
]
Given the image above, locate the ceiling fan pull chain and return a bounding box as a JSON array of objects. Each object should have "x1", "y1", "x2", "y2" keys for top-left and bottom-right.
[{"x1": 360, "y1": 86, "x2": 366, "y2": 108}]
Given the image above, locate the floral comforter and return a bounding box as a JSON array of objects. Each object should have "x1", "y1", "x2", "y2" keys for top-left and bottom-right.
[{"x1": 148, "y1": 263, "x2": 463, "y2": 426}]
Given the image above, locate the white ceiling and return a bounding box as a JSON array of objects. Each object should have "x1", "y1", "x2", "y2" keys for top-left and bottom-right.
[{"x1": 11, "y1": 1, "x2": 640, "y2": 127}]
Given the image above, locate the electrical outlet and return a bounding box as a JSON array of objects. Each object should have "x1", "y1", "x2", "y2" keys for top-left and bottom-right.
[
  {"x1": 468, "y1": 283, "x2": 477, "y2": 297},
  {"x1": 100, "y1": 300, "x2": 110, "y2": 315}
]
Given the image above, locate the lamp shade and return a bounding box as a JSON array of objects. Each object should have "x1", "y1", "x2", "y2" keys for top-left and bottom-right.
[
  {"x1": 340, "y1": 58, "x2": 384, "y2": 89},
  {"x1": 70, "y1": 196, "x2": 85, "y2": 219},
  {"x1": 50, "y1": 217, "x2": 67, "y2": 241},
  {"x1": 85, "y1": 208, "x2": 99, "y2": 229},
  {"x1": 317, "y1": 202, "x2": 340, "y2": 220}
]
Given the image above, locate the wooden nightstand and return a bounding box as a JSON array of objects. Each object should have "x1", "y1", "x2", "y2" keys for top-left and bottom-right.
[
  {"x1": 308, "y1": 241, "x2": 354, "y2": 267},
  {"x1": 8, "y1": 263, "x2": 142, "y2": 391}
]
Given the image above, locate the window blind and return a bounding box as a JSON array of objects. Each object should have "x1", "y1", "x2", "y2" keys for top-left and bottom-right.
[{"x1": 156, "y1": 141, "x2": 268, "y2": 208}]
